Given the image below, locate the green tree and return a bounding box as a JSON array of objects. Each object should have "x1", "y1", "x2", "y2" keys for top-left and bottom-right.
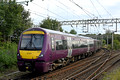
[
  {"x1": 0, "y1": 32, "x2": 2, "y2": 41},
  {"x1": 70, "y1": 29, "x2": 77, "y2": 34},
  {"x1": 39, "y1": 17, "x2": 63, "y2": 32},
  {"x1": 103, "y1": 30, "x2": 112, "y2": 45},
  {"x1": 0, "y1": 0, "x2": 32, "y2": 42},
  {"x1": 102, "y1": 39, "x2": 106, "y2": 46},
  {"x1": 65, "y1": 31, "x2": 69, "y2": 33}
]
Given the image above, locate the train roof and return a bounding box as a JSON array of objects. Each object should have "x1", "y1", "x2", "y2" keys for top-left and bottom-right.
[{"x1": 33, "y1": 27, "x2": 94, "y2": 40}]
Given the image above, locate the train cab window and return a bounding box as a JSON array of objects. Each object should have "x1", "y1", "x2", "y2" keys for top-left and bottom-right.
[
  {"x1": 51, "y1": 38, "x2": 55, "y2": 51},
  {"x1": 20, "y1": 34, "x2": 44, "y2": 50}
]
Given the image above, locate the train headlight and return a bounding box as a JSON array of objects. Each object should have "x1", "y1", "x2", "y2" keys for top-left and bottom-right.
[
  {"x1": 17, "y1": 53, "x2": 22, "y2": 58},
  {"x1": 39, "y1": 54, "x2": 44, "y2": 58},
  {"x1": 17, "y1": 54, "x2": 20, "y2": 57}
]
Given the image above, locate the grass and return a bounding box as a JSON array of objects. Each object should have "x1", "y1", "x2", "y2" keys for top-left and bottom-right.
[
  {"x1": 102, "y1": 68, "x2": 120, "y2": 80},
  {"x1": 0, "y1": 66, "x2": 18, "y2": 77}
]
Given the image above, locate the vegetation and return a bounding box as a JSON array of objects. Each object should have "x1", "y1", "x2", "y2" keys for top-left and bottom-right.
[
  {"x1": 0, "y1": 42, "x2": 17, "y2": 71},
  {"x1": 70, "y1": 29, "x2": 77, "y2": 34},
  {"x1": 102, "y1": 68, "x2": 120, "y2": 80},
  {"x1": 0, "y1": 0, "x2": 32, "y2": 71},
  {"x1": 80, "y1": 31, "x2": 120, "y2": 50},
  {"x1": 39, "y1": 17, "x2": 63, "y2": 32},
  {"x1": 0, "y1": 0, "x2": 32, "y2": 43},
  {"x1": 65, "y1": 31, "x2": 69, "y2": 33}
]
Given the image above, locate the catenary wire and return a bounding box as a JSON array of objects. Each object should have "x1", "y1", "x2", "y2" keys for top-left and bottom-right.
[
  {"x1": 31, "y1": 2, "x2": 67, "y2": 20},
  {"x1": 96, "y1": 0, "x2": 113, "y2": 18},
  {"x1": 29, "y1": 9, "x2": 58, "y2": 19},
  {"x1": 56, "y1": 0, "x2": 81, "y2": 19},
  {"x1": 30, "y1": 12, "x2": 46, "y2": 18},
  {"x1": 69, "y1": 0, "x2": 98, "y2": 18},
  {"x1": 90, "y1": 0, "x2": 102, "y2": 18},
  {"x1": 56, "y1": 5, "x2": 80, "y2": 20}
]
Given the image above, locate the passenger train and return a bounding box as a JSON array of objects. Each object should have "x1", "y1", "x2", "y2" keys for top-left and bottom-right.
[{"x1": 17, "y1": 27, "x2": 101, "y2": 72}]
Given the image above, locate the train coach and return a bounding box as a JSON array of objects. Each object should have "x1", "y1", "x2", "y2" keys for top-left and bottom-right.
[{"x1": 17, "y1": 27, "x2": 101, "y2": 72}]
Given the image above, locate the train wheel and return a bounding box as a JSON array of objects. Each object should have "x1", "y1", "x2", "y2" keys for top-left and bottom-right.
[
  {"x1": 88, "y1": 52, "x2": 92, "y2": 57},
  {"x1": 52, "y1": 65, "x2": 56, "y2": 71},
  {"x1": 78, "y1": 55, "x2": 81, "y2": 60},
  {"x1": 90, "y1": 52, "x2": 93, "y2": 56},
  {"x1": 63, "y1": 61, "x2": 67, "y2": 67},
  {"x1": 74, "y1": 56, "x2": 78, "y2": 61},
  {"x1": 85, "y1": 53, "x2": 88, "y2": 57},
  {"x1": 83, "y1": 54, "x2": 86, "y2": 58},
  {"x1": 71, "y1": 57, "x2": 75, "y2": 62},
  {"x1": 66, "y1": 59, "x2": 70, "y2": 65}
]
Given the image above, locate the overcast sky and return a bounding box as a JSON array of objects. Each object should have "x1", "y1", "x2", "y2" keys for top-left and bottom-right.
[{"x1": 17, "y1": 0, "x2": 120, "y2": 34}]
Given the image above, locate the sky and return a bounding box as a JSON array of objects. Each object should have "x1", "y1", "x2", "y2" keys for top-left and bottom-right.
[{"x1": 17, "y1": 0, "x2": 120, "y2": 34}]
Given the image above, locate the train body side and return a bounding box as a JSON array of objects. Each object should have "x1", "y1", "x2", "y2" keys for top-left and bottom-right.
[{"x1": 17, "y1": 27, "x2": 101, "y2": 73}]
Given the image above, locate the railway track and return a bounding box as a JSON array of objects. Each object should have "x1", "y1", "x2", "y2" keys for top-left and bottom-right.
[
  {"x1": 31, "y1": 49, "x2": 106, "y2": 80},
  {"x1": 31, "y1": 49, "x2": 120, "y2": 80},
  {"x1": 2, "y1": 49, "x2": 120, "y2": 80},
  {"x1": 87, "y1": 53, "x2": 120, "y2": 80},
  {"x1": 65, "y1": 50, "x2": 120, "y2": 80},
  {"x1": 62, "y1": 49, "x2": 110, "y2": 80},
  {"x1": 0, "y1": 71, "x2": 20, "y2": 79}
]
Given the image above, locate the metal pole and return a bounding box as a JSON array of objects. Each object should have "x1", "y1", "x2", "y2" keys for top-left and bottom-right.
[
  {"x1": 116, "y1": 18, "x2": 117, "y2": 32},
  {"x1": 112, "y1": 32, "x2": 114, "y2": 49},
  {"x1": 101, "y1": 36, "x2": 103, "y2": 46},
  {"x1": 107, "y1": 35, "x2": 108, "y2": 46}
]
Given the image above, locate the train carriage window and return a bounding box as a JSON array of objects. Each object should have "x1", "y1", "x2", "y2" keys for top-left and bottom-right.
[
  {"x1": 56, "y1": 40, "x2": 67, "y2": 50},
  {"x1": 80, "y1": 40, "x2": 88, "y2": 48},
  {"x1": 72, "y1": 40, "x2": 79, "y2": 49},
  {"x1": 51, "y1": 38, "x2": 55, "y2": 51},
  {"x1": 89, "y1": 40, "x2": 94, "y2": 47},
  {"x1": 56, "y1": 40, "x2": 63, "y2": 50}
]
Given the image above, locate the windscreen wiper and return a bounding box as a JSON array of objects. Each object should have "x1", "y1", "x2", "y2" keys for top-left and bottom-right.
[
  {"x1": 24, "y1": 34, "x2": 37, "y2": 50},
  {"x1": 24, "y1": 39, "x2": 32, "y2": 49}
]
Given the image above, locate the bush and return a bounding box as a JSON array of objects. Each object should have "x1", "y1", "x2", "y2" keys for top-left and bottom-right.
[
  {"x1": 0, "y1": 42, "x2": 17, "y2": 71},
  {"x1": 107, "y1": 44, "x2": 112, "y2": 50},
  {"x1": 102, "y1": 39, "x2": 106, "y2": 46},
  {"x1": 105, "y1": 39, "x2": 120, "y2": 50},
  {"x1": 113, "y1": 40, "x2": 120, "y2": 50}
]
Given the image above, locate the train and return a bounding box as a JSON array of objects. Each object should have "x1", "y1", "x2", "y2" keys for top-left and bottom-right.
[{"x1": 17, "y1": 27, "x2": 102, "y2": 72}]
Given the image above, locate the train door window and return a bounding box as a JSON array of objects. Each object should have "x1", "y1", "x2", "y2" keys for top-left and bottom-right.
[
  {"x1": 51, "y1": 37, "x2": 55, "y2": 51},
  {"x1": 63, "y1": 40, "x2": 67, "y2": 49}
]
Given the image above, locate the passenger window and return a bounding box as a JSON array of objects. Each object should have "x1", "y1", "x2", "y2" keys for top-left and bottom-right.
[
  {"x1": 56, "y1": 40, "x2": 63, "y2": 50},
  {"x1": 56, "y1": 40, "x2": 67, "y2": 50}
]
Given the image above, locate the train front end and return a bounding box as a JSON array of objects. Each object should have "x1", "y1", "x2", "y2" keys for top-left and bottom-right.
[{"x1": 17, "y1": 29, "x2": 49, "y2": 72}]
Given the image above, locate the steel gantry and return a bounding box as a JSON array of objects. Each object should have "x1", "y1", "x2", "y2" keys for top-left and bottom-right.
[
  {"x1": 60, "y1": 18, "x2": 120, "y2": 25},
  {"x1": 60, "y1": 18, "x2": 120, "y2": 32},
  {"x1": 60, "y1": 18, "x2": 120, "y2": 49}
]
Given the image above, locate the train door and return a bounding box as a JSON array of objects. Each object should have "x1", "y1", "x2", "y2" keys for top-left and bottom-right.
[
  {"x1": 51, "y1": 37, "x2": 55, "y2": 61},
  {"x1": 94, "y1": 40, "x2": 97, "y2": 51},
  {"x1": 67, "y1": 37, "x2": 72, "y2": 57}
]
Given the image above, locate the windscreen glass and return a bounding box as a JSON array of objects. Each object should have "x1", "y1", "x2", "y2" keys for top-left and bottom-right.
[{"x1": 20, "y1": 34, "x2": 44, "y2": 50}]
